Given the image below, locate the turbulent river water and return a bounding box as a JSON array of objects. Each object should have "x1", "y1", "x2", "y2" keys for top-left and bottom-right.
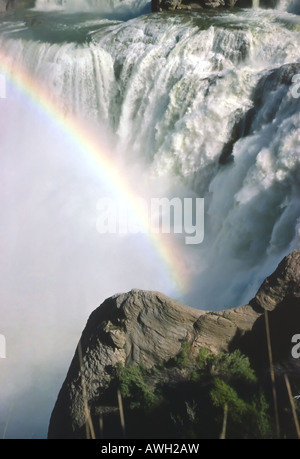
[{"x1": 0, "y1": 0, "x2": 299, "y2": 438}]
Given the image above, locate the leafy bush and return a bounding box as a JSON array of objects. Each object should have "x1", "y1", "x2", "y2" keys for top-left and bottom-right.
[
  {"x1": 196, "y1": 347, "x2": 212, "y2": 369},
  {"x1": 209, "y1": 350, "x2": 257, "y2": 383},
  {"x1": 248, "y1": 392, "x2": 272, "y2": 439},
  {"x1": 210, "y1": 378, "x2": 272, "y2": 438},
  {"x1": 116, "y1": 363, "x2": 159, "y2": 409},
  {"x1": 172, "y1": 342, "x2": 192, "y2": 368},
  {"x1": 210, "y1": 378, "x2": 248, "y2": 422},
  {"x1": 101, "y1": 348, "x2": 274, "y2": 439}
]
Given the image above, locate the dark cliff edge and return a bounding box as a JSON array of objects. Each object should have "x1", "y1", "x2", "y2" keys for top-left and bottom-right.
[
  {"x1": 0, "y1": 0, "x2": 34, "y2": 14},
  {"x1": 0, "y1": 0, "x2": 14, "y2": 12},
  {"x1": 48, "y1": 250, "x2": 300, "y2": 439},
  {"x1": 151, "y1": 0, "x2": 280, "y2": 13}
]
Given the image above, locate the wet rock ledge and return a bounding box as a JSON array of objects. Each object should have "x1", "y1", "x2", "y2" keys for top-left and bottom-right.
[
  {"x1": 151, "y1": 0, "x2": 279, "y2": 12},
  {"x1": 48, "y1": 250, "x2": 300, "y2": 438}
]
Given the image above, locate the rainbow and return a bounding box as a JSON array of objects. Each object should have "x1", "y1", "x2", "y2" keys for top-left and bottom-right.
[{"x1": 0, "y1": 45, "x2": 190, "y2": 295}]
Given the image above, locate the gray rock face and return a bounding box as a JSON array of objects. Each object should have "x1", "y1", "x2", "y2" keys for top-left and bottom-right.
[
  {"x1": 152, "y1": 0, "x2": 240, "y2": 11},
  {"x1": 0, "y1": 0, "x2": 34, "y2": 13},
  {"x1": 251, "y1": 251, "x2": 300, "y2": 312},
  {"x1": 152, "y1": 0, "x2": 182, "y2": 11},
  {"x1": 48, "y1": 251, "x2": 300, "y2": 438},
  {"x1": 0, "y1": 0, "x2": 13, "y2": 12},
  {"x1": 48, "y1": 290, "x2": 203, "y2": 438},
  {"x1": 151, "y1": 0, "x2": 282, "y2": 10}
]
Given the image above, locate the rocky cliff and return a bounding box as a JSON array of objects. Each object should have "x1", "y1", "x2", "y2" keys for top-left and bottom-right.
[
  {"x1": 0, "y1": 0, "x2": 34, "y2": 13},
  {"x1": 151, "y1": 0, "x2": 279, "y2": 12},
  {"x1": 0, "y1": 0, "x2": 35, "y2": 14},
  {"x1": 0, "y1": 0, "x2": 14, "y2": 12},
  {"x1": 48, "y1": 250, "x2": 300, "y2": 439}
]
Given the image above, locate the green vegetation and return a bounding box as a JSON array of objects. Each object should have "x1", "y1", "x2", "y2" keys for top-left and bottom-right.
[
  {"x1": 171, "y1": 342, "x2": 192, "y2": 368},
  {"x1": 210, "y1": 378, "x2": 249, "y2": 422},
  {"x1": 96, "y1": 343, "x2": 297, "y2": 439},
  {"x1": 203, "y1": 349, "x2": 257, "y2": 382},
  {"x1": 116, "y1": 363, "x2": 160, "y2": 409},
  {"x1": 210, "y1": 378, "x2": 271, "y2": 439}
]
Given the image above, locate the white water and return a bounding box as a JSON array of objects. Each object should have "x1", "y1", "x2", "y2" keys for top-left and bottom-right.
[
  {"x1": 34, "y1": 0, "x2": 150, "y2": 14},
  {"x1": 277, "y1": 0, "x2": 300, "y2": 15},
  {"x1": 0, "y1": 0, "x2": 299, "y2": 438}
]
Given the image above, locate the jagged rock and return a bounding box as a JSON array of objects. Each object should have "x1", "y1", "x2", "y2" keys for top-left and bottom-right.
[
  {"x1": 48, "y1": 251, "x2": 300, "y2": 438},
  {"x1": 0, "y1": 0, "x2": 34, "y2": 13},
  {"x1": 251, "y1": 251, "x2": 300, "y2": 312},
  {"x1": 48, "y1": 290, "x2": 203, "y2": 438},
  {"x1": 151, "y1": 0, "x2": 283, "y2": 11},
  {"x1": 235, "y1": 252, "x2": 300, "y2": 368},
  {"x1": 152, "y1": 0, "x2": 239, "y2": 11},
  {"x1": 152, "y1": 0, "x2": 182, "y2": 11},
  {"x1": 0, "y1": 0, "x2": 13, "y2": 12},
  {"x1": 204, "y1": 0, "x2": 225, "y2": 8}
]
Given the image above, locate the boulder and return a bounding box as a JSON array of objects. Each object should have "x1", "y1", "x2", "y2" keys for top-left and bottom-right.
[
  {"x1": 48, "y1": 250, "x2": 300, "y2": 438},
  {"x1": 151, "y1": 0, "x2": 283, "y2": 11},
  {"x1": 0, "y1": 0, "x2": 13, "y2": 12},
  {"x1": 0, "y1": 0, "x2": 34, "y2": 13},
  {"x1": 152, "y1": 0, "x2": 182, "y2": 11},
  {"x1": 152, "y1": 0, "x2": 240, "y2": 11}
]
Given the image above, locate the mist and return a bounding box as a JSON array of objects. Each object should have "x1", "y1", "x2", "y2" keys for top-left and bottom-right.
[{"x1": 0, "y1": 71, "x2": 190, "y2": 439}]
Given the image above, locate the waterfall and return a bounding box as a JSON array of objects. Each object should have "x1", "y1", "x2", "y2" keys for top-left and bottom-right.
[
  {"x1": 1, "y1": 4, "x2": 298, "y2": 337},
  {"x1": 34, "y1": 0, "x2": 151, "y2": 13},
  {"x1": 277, "y1": 0, "x2": 300, "y2": 14},
  {"x1": 252, "y1": 0, "x2": 259, "y2": 7}
]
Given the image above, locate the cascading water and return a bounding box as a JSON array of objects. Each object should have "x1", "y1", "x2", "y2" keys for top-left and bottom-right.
[
  {"x1": 34, "y1": 0, "x2": 151, "y2": 14},
  {"x1": 277, "y1": 0, "x2": 300, "y2": 15},
  {"x1": 0, "y1": 0, "x2": 299, "y2": 438}
]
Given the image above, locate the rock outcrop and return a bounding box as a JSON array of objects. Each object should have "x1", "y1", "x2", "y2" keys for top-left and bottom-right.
[
  {"x1": 0, "y1": 0, "x2": 14, "y2": 12},
  {"x1": 0, "y1": 0, "x2": 34, "y2": 13},
  {"x1": 152, "y1": 0, "x2": 238, "y2": 11},
  {"x1": 151, "y1": 0, "x2": 281, "y2": 12},
  {"x1": 48, "y1": 251, "x2": 300, "y2": 438}
]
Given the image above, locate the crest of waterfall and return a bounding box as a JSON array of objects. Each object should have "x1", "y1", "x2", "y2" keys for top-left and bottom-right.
[{"x1": 34, "y1": 0, "x2": 150, "y2": 14}]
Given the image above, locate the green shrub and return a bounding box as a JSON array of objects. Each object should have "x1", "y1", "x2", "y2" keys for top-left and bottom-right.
[
  {"x1": 209, "y1": 350, "x2": 257, "y2": 383},
  {"x1": 247, "y1": 392, "x2": 272, "y2": 439},
  {"x1": 175, "y1": 342, "x2": 192, "y2": 367},
  {"x1": 116, "y1": 363, "x2": 159, "y2": 409},
  {"x1": 196, "y1": 348, "x2": 213, "y2": 369},
  {"x1": 210, "y1": 378, "x2": 272, "y2": 438},
  {"x1": 210, "y1": 378, "x2": 248, "y2": 423}
]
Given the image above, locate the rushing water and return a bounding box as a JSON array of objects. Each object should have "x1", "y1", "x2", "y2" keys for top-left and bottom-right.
[{"x1": 0, "y1": 0, "x2": 299, "y2": 438}]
